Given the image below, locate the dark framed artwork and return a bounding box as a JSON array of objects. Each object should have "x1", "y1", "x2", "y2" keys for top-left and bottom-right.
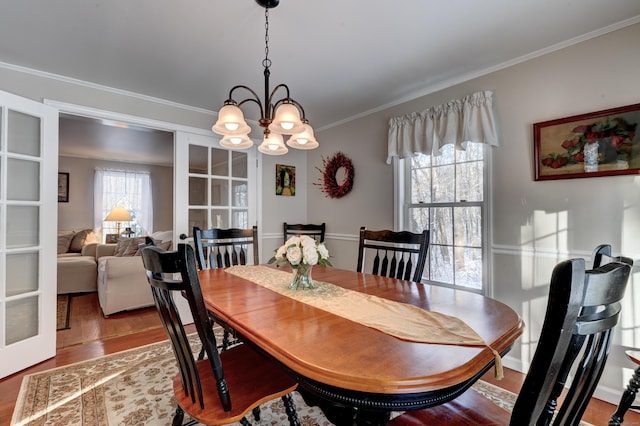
[
  {"x1": 58, "y1": 172, "x2": 69, "y2": 202},
  {"x1": 276, "y1": 164, "x2": 296, "y2": 196},
  {"x1": 105, "y1": 234, "x2": 119, "y2": 244},
  {"x1": 534, "y1": 103, "x2": 640, "y2": 181}
]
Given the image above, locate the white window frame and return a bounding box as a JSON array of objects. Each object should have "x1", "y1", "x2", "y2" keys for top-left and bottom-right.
[
  {"x1": 95, "y1": 169, "x2": 153, "y2": 239},
  {"x1": 394, "y1": 144, "x2": 492, "y2": 295}
]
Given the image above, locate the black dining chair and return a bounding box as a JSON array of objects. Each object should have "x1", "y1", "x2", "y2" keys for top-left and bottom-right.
[
  {"x1": 592, "y1": 243, "x2": 634, "y2": 268},
  {"x1": 356, "y1": 226, "x2": 429, "y2": 283},
  {"x1": 140, "y1": 243, "x2": 299, "y2": 426},
  {"x1": 192, "y1": 226, "x2": 258, "y2": 270},
  {"x1": 589, "y1": 244, "x2": 638, "y2": 426},
  {"x1": 192, "y1": 226, "x2": 259, "y2": 350},
  {"x1": 283, "y1": 222, "x2": 326, "y2": 243},
  {"x1": 388, "y1": 257, "x2": 632, "y2": 426}
]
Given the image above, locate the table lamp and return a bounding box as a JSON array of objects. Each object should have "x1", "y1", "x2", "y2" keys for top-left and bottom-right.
[{"x1": 104, "y1": 206, "x2": 132, "y2": 236}]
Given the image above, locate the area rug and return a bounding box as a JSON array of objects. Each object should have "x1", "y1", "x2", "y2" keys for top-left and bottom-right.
[
  {"x1": 56, "y1": 295, "x2": 71, "y2": 331},
  {"x1": 11, "y1": 333, "x2": 588, "y2": 426}
]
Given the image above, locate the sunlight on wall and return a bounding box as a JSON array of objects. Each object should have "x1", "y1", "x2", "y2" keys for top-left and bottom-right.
[
  {"x1": 618, "y1": 195, "x2": 640, "y2": 349},
  {"x1": 514, "y1": 205, "x2": 640, "y2": 398},
  {"x1": 517, "y1": 209, "x2": 570, "y2": 371}
]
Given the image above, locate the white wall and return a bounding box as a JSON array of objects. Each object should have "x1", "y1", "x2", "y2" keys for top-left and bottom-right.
[
  {"x1": 259, "y1": 147, "x2": 308, "y2": 262},
  {"x1": 313, "y1": 23, "x2": 640, "y2": 403}
]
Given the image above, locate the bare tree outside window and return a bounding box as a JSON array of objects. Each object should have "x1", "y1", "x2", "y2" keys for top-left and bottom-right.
[{"x1": 405, "y1": 143, "x2": 485, "y2": 291}]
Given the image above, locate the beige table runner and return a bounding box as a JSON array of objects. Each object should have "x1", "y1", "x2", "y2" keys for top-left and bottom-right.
[{"x1": 225, "y1": 265, "x2": 503, "y2": 378}]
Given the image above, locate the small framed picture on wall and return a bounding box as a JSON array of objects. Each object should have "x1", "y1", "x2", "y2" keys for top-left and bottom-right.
[
  {"x1": 105, "y1": 234, "x2": 119, "y2": 244},
  {"x1": 58, "y1": 172, "x2": 69, "y2": 202},
  {"x1": 276, "y1": 164, "x2": 295, "y2": 196}
]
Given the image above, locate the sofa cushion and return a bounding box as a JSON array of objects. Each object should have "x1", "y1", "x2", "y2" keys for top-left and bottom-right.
[
  {"x1": 69, "y1": 229, "x2": 96, "y2": 253},
  {"x1": 150, "y1": 230, "x2": 173, "y2": 243},
  {"x1": 153, "y1": 239, "x2": 172, "y2": 250},
  {"x1": 114, "y1": 237, "x2": 146, "y2": 256},
  {"x1": 57, "y1": 232, "x2": 75, "y2": 254}
]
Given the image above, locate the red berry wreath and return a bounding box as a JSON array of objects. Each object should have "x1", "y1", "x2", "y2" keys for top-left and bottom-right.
[{"x1": 315, "y1": 152, "x2": 354, "y2": 198}]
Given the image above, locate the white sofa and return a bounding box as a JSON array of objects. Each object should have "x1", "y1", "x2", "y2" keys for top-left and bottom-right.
[
  {"x1": 96, "y1": 231, "x2": 173, "y2": 316},
  {"x1": 57, "y1": 229, "x2": 98, "y2": 294}
]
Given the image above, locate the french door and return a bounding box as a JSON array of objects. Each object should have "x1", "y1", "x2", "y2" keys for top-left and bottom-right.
[
  {"x1": 0, "y1": 90, "x2": 58, "y2": 378},
  {"x1": 174, "y1": 131, "x2": 257, "y2": 248}
]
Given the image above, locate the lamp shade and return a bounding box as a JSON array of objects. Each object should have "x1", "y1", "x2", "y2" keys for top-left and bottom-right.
[
  {"x1": 287, "y1": 123, "x2": 319, "y2": 150},
  {"x1": 269, "y1": 102, "x2": 305, "y2": 135},
  {"x1": 212, "y1": 104, "x2": 252, "y2": 136},
  {"x1": 104, "y1": 206, "x2": 132, "y2": 222},
  {"x1": 219, "y1": 134, "x2": 254, "y2": 150},
  {"x1": 258, "y1": 132, "x2": 288, "y2": 155}
]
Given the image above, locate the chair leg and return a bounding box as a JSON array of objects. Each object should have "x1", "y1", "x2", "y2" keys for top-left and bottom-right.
[
  {"x1": 239, "y1": 417, "x2": 253, "y2": 426},
  {"x1": 222, "y1": 329, "x2": 231, "y2": 351},
  {"x1": 610, "y1": 365, "x2": 640, "y2": 426},
  {"x1": 172, "y1": 406, "x2": 185, "y2": 426},
  {"x1": 252, "y1": 406, "x2": 261, "y2": 421},
  {"x1": 282, "y1": 393, "x2": 301, "y2": 426}
]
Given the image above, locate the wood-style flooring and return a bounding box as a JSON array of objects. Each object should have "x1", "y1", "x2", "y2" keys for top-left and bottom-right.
[{"x1": 1, "y1": 292, "x2": 639, "y2": 425}]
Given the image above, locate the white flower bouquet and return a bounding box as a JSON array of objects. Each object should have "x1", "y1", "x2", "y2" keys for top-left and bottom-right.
[
  {"x1": 269, "y1": 235, "x2": 331, "y2": 268},
  {"x1": 268, "y1": 235, "x2": 331, "y2": 289}
]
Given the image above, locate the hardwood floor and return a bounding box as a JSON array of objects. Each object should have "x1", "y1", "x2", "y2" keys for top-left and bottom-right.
[{"x1": 1, "y1": 292, "x2": 638, "y2": 425}]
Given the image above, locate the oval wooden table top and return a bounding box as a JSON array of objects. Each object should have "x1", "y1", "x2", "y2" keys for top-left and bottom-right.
[{"x1": 199, "y1": 265, "x2": 523, "y2": 402}]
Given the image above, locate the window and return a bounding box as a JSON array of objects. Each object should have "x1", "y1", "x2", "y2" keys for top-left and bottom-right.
[
  {"x1": 400, "y1": 142, "x2": 487, "y2": 292},
  {"x1": 94, "y1": 169, "x2": 152, "y2": 239}
]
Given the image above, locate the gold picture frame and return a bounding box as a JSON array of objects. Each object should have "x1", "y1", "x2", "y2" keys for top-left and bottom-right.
[{"x1": 534, "y1": 103, "x2": 640, "y2": 180}]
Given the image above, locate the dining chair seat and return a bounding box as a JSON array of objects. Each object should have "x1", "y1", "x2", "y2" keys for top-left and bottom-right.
[
  {"x1": 389, "y1": 257, "x2": 632, "y2": 426},
  {"x1": 140, "y1": 243, "x2": 299, "y2": 426}
]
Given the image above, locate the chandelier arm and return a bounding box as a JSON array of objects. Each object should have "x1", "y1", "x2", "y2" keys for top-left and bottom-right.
[
  {"x1": 267, "y1": 83, "x2": 291, "y2": 106},
  {"x1": 227, "y1": 85, "x2": 265, "y2": 119}
]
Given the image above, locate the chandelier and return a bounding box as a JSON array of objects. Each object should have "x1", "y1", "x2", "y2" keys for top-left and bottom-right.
[{"x1": 212, "y1": 0, "x2": 318, "y2": 155}]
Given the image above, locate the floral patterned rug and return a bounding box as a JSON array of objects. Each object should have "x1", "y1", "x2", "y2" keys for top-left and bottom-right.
[
  {"x1": 56, "y1": 295, "x2": 71, "y2": 331},
  {"x1": 12, "y1": 332, "x2": 589, "y2": 425}
]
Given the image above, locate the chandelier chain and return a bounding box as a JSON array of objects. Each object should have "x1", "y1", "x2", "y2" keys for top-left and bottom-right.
[{"x1": 263, "y1": 8, "x2": 271, "y2": 70}]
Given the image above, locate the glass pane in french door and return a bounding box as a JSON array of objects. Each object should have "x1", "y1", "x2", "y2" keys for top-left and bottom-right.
[{"x1": 187, "y1": 147, "x2": 249, "y2": 234}]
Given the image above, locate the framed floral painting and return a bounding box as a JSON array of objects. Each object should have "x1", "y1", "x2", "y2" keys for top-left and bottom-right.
[{"x1": 534, "y1": 103, "x2": 640, "y2": 181}]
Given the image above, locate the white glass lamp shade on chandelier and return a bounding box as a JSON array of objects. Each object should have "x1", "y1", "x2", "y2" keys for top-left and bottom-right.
[{"x1": 211, "y1": 0, "x2": 319, "y2": 155}]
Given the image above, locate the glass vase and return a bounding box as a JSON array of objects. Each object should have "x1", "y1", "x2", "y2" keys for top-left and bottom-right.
[{"x1": 289, "y1": 263, "x2": 315, "y2": 290}]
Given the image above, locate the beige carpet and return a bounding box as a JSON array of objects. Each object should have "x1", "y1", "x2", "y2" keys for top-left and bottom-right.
[
  {"x1": 11, "y1": 333, "x2": 588, "y2": 426},
  {"x1": 56, "y1": 295, "x2": 71, "y2": 331}
]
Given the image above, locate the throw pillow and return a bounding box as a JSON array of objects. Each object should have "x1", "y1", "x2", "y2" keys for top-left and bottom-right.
[
  {"x1": 134, "y1": 238, "x2": 171, "y2": 255},
  {"x1": 150, "y1": 230, "x2": 173, "y2": 243},
  {"x1": 157, "y1": 240, "x2": 172, "y2": 250},
  {"x1": 114, "y1": 237, "x2": 147, "y2": 257},
  {"x1": 57, "y1": 232, "x2": 75, "y2": 254},
  {"x1": 69, "y1": 229, "x2": 95, "y2": 253}
]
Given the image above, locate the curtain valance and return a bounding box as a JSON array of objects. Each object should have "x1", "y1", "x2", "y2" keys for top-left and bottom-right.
[{"x1": 386, "y1": 90, "x2": 499, "y2": 164}]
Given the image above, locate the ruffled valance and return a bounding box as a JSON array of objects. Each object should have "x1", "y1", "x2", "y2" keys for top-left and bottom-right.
[{"x1": 387, "y1": 90, "x2": 499, "y2": 164}]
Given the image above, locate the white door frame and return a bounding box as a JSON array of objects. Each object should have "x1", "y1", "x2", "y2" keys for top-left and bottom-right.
[{"x1": 44, "y1": 100, "x2": 261, "y2": 324}]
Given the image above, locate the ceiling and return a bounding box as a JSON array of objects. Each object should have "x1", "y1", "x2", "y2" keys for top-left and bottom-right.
[{"x1": 3, "y1": 1, "x2": 640, "y2": 163}]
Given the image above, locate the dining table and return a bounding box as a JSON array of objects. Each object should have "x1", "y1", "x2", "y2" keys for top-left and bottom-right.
[{"x1": 199, "y1": 264, "x2": 524, "y2": 425}]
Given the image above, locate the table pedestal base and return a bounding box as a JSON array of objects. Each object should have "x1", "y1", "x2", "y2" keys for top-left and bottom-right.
[{"x1": 298, "y1": 389, "x2": 391, "y2": 426}]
